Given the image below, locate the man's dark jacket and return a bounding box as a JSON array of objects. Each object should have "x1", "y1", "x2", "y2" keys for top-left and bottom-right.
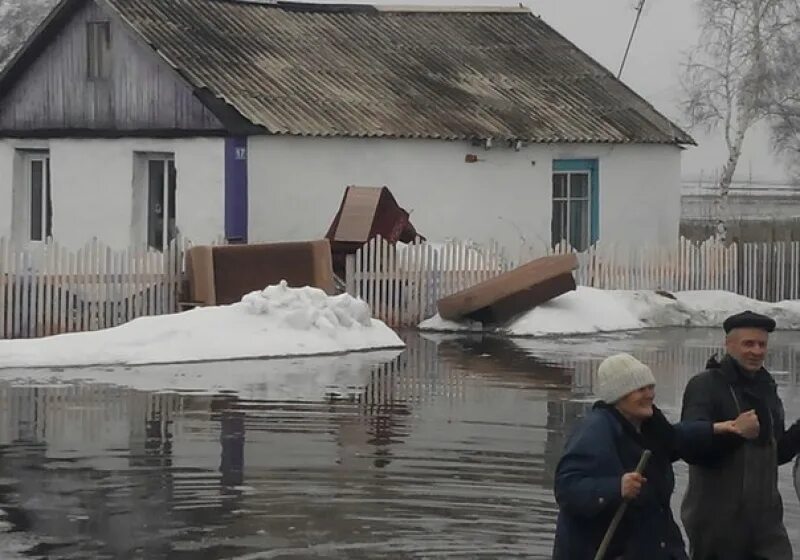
[{"x1": 680, "y1": 354, "x2": 800, "y2": 560}]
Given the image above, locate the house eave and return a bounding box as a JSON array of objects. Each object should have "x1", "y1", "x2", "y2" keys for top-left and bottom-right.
[
  {"x1": 0, "y1": 128, "x2": 231, "y2": 139},
  {"x1": 0, "y1": 128, "x2": 695, "y2": 145}
]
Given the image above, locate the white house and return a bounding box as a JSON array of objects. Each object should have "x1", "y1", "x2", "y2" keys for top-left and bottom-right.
[{"x1": 0, "y1": 0, "x2": 694, "y2": 254}]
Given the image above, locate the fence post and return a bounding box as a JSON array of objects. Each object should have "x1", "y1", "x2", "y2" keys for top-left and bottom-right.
[
  {"x1": 345, "y1": 254, "x2": 355, "y2": 296},
  {"x1": 387, "y1": 242, "x2": 396, "y2": 327},
  {"x1": 0, "y1": 237, "x2": 6, "y2": 340},
  {"x1": 377, "y1": 236, "x2": 386, "y2": 324}
]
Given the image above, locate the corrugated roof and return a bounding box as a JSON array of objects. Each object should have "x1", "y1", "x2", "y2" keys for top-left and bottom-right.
[{"x1": 98, "y1": 0, "x2": 693, "y2": 144}]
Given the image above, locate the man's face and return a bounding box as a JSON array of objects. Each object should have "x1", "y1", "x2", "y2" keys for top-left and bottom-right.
[{"x1": 726, "y1": 327, "x2": 769, "y2": 373}]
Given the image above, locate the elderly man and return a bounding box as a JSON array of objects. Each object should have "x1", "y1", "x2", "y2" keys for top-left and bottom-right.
[{"x1": 680, "y1": 311, "x2": 800, "y2": 560}]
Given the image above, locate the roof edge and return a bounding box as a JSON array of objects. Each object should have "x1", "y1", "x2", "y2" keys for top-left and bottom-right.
[
  {"x1": 225, "y1": 0, "x2": 530, "y2": 13},
  {"x1": 373, "y1": 4, "x2": 531, "y2": 13},
  {"x1": 258, "y1": 130, "x2": 697, "y2": 144}
]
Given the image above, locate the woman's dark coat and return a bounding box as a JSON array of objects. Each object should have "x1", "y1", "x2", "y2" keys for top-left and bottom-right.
[{"x1": 552, "y1": 403, "x2": 711, "y2": 560}]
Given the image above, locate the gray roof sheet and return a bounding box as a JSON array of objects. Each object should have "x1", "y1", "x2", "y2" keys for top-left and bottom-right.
[{"x1": 89, "y1": 0, "x2": 695, "y2": 142}]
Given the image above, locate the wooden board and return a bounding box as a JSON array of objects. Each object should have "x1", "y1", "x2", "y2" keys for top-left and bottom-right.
[
  {"x1": 466, "y1": 272, "x2": 576, "y2": 324},
  {"x1": 185, "y1": 240, "x2": 336, "y2": 307},
  {"x1": 437, "y1": 254, "x2": 578, "y2": 323},
  {"x1": 185, "y1": 245, "x2": 216, "y2": 305},
  {"x1": 334, "y1": 187, "x2": 382, "y2": 242}
]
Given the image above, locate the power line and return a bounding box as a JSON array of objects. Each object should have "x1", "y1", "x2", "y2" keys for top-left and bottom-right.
[{"x1": 618, "y1": 0, "x2": 646, "y2": 79}]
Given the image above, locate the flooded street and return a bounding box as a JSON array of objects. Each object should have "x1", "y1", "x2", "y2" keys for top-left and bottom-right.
[{"x1": 0, "y1": 328, "x2": 798, "y2": 559}]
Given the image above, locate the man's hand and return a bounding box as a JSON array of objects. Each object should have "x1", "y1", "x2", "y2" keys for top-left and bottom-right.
[
  {"x1": 713, "y1": 410, "x2": 759, "y2": 439},
  {"x1": 621, "y1": 472, "x2": 646, "y2": 500},
  {"x1": 732, "y1": 410, "x2": 760, "y2": 439}
]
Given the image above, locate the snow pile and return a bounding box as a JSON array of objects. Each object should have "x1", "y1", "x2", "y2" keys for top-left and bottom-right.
[
  {"x1": 674, "y1": 291, "x2": 800, "y2": 328},
  {"x1": 419, "y1": 287, "x2": 800, "y2": 337},
  {"x1": 242, "y1": 281, "x2": 374, "y2": 332},
  {"x1": 0, "y1": 281, "x2": 404, "y2": 368}
]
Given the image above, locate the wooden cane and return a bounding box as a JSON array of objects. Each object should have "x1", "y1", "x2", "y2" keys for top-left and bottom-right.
[{"x1": 593, "y1": 449, "x2": 652, "y2": 560}]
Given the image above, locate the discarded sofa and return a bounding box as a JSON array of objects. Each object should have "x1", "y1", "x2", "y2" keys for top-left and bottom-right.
[
  {"x1": 325, "y1": 185, "x2": 423, "y2": 279},
  {"x1": 182, "y1": 240, "x2": 335, "y2": 307},
  {"x1": 436, "y1": 254, "x2": 578, "y2": 324}
]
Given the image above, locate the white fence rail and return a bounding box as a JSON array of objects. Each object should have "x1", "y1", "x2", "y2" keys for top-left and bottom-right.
[
  {"x1": 5, "y1": 235, "x2": 797, "y2": 337},
  {"x1": 347, "y1": 237, "x2": 800, "y2": 327},
  {"x1": 0, "y1": 237, "x2": 184, "y2": 339}
]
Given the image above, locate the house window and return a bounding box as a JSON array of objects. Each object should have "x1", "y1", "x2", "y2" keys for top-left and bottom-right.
[
  {"x1": 551, "y1": 159, "x2": 599, "y2": 251},
  {"x1": 21, "y1": 152, "x2": 53, "y2": 242},
  {"x1": 146, "y1": 156, "x2": 177, "y2": 251},
  {"x1": 87, "y1": 22, "x2": 111, "y2": 79}
]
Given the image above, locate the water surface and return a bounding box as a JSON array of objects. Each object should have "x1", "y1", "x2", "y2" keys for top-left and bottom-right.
[{"x1": 0, "y1": 328, "x2": 797, "y2": 558}]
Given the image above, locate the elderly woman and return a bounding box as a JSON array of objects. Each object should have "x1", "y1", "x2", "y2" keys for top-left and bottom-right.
[{"x1": 552, "y1": 353, "x2": 759, "y2": 560}]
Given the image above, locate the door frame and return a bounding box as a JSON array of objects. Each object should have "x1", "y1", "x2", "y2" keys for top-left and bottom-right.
[{"x1": 133, "y1": 152, "x2": 176, "y2": 251}]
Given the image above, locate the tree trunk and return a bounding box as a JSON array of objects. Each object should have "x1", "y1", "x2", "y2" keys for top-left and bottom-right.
[{"x1": 715, "y1": 126, "x2": 747, "y2": 242}]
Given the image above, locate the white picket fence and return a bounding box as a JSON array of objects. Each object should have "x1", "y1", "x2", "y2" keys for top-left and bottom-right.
[
  {"x1": 345, "y1": 237, "x2": 511, "y2": 328},
  {"x1": 0, "y1": 237, "x2": 184, "y2": 339},
  {"x1": 5, "y1": 235, "x2": 797, "y2": 337},
  {"x1": 346, "y1": 236, "x2": 800, "y2": 327},
  {"x1": 558, "y1": 238, "x2": 800, "y2": 301}
]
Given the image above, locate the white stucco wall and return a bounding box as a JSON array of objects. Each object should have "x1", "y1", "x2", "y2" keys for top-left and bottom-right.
[
  {"x1": 247, "y1": 136, "x2": 683, "y2": 251},
  {"x1": 597, "y1": 144, "x2": 682, "y2": 247},
  {"x1": 1, "y1": 135, "x2": 681, "y2": 251},
  {"x1": 0, "y1": 137, "x2": 224, "y2": 250}
]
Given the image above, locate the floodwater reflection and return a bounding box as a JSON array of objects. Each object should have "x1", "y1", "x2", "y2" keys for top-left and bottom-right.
[{"x1": 0, "y1": 328, "x2": 796, "y2": 558}]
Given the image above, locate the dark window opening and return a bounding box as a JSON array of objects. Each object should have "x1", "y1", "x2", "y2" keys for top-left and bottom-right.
[
  {"x1": 28, "y1": 155, "x2": 52, "y2": 242},
  {"x1": 87, "y1": 22, "x2": 111, "y2": 80},
  {"x1": 147, "y1": 158, "x2": 177, "y2": 251}
]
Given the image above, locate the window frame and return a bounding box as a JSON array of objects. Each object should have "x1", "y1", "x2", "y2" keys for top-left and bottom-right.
[
  {"x1": 551, "y1": 159, "x2": 599, "y2": 251},
  {"x1": 135, "y1": 153, "x2": 177, "y2": 252},
  {"x1": 19, "y1": 150, "x2": 53, "y2": 243}
]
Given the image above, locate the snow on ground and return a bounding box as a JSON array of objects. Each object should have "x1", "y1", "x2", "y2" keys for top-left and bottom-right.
[
  {"x1": 0, "y1": 281, "x2": 404, "y2": 369},
  {"x1": 419, "y1": 287, "x2": 800, "y2": 337}
]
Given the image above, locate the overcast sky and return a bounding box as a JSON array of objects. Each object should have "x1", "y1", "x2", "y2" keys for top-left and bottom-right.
[{"x1": 531, "y1": 0, "x2": 790, "y2": 187}]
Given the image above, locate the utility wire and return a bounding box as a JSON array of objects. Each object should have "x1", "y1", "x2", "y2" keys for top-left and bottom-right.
[{"x1": 618, "y1": 0, "x2": 646, "y2": 79}]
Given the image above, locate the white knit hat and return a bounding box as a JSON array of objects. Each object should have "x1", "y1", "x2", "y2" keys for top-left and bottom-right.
[{"x1": 596, "y1": 353, "x2": 656, "y2": 404}]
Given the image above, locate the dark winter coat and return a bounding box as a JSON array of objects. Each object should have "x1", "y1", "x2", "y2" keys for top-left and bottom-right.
[
  {"x1": 680, "y1": 354, "x2": 800, "y2": 560},
  {"x1": 552, "y1": 403, "x2": 712, "y2": 560}
]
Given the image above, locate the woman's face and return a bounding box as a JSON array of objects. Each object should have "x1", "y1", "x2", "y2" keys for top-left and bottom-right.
[{"x1": 615, "y1": 385, "x2": 656, "y2": 421}]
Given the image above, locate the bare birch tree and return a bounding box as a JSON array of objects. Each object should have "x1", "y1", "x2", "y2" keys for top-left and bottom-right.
[
  {"x1": 766, "y1": 21, "x2": 800, "y2": 182},
  {"x1": 681, "y1": 0, "x2": 800, "y2": 239}
]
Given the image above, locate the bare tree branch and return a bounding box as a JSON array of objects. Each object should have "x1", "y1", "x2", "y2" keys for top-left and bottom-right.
[{"x1": 681, "y1": 0, "x2": 800, "y2": 238}]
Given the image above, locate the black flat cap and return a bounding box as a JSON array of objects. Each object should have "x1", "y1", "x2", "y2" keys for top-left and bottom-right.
[{"x1": 723, "y1": 310, "x2": 776, "y2": 334}]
